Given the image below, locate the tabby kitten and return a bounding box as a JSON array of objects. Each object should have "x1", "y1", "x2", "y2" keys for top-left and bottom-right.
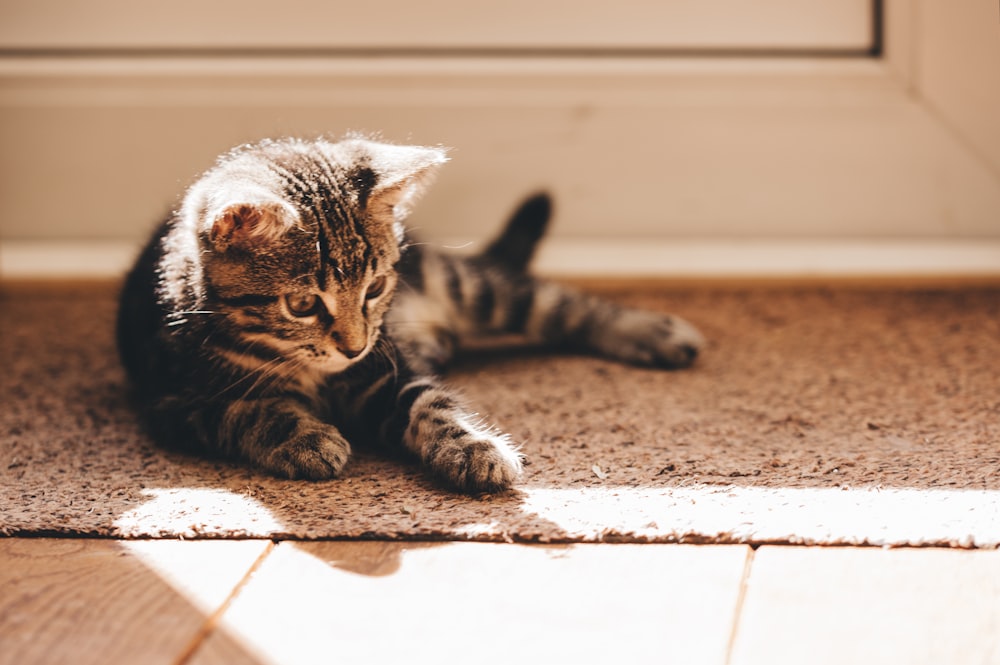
[{"x1": 117, "y1": 136, "x2": 704, "y2": 493}]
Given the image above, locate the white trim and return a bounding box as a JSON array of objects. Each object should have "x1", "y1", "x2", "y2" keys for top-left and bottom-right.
[
  {"x1": 0, "y1": 56, "x2": 896, "y2": 110},
  {"x1": 4, "y1": 239, "x2": 999, "y2": 280},
  {"x1": 0, "y1": 54, "x2": 889, "y2": 77}
]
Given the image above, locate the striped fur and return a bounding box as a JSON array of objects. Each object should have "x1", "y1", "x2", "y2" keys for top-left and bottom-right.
[{"x1": 117, "y1": 136, "x2": 703, "y2": 493}]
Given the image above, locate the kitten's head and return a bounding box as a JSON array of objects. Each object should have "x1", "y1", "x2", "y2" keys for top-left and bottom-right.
[{"x1": 179, "y1": 136, "x2": 447, "y2": 374}]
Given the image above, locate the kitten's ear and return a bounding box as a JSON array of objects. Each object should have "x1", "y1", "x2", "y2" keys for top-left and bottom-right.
[
  {"x1": 362, "y1": 142, "x2": 449, "y2": 220},
  {"x1": 208, "y1": 202, "x2": 299, "y2": 252}
]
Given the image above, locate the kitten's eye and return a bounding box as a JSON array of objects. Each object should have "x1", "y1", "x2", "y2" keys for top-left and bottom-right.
[
  {"x1": 284, "y1": 293, "x2": 320, "y2": 317},
  {"x1": 366, "y1": 275, "x2": 388, "y2": 300}
]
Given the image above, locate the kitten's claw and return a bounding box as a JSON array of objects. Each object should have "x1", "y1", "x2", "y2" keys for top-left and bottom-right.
[{"x1": 260, "y1": 427, "x2": 351, "y2": 480}]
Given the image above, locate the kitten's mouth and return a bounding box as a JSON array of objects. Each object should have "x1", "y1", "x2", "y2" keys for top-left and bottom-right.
[{"x1": 311, "y1": 356, "x2": 354, "y2": 373}]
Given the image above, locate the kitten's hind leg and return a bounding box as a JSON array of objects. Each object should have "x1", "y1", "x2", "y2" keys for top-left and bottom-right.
[{"x1": 521, "y1": 280, "x2": 705, "y2": 368}]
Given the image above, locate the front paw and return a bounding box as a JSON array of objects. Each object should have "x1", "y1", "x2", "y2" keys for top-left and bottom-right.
[
  {"x1": 423, "y1": 428, "x2": 523, "y2": 494},
  {"x1": 605, "y1": 310, "x2": 705, "y2": 369},
  {"x1": 259, "y1": 426, "x2": 352, "y2": 480}
]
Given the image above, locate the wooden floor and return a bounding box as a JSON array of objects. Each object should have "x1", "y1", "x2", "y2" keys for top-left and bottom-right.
[{"x1": 2, "y1": 539, "x2": 999, "y2": 665}]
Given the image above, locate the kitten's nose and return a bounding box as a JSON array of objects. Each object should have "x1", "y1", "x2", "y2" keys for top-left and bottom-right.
[
  {"x1": 332, "y1": 316, "x2": 368, "y2": 360},
  {"x1": 338, "y1": 344, "x2": 365, "y2": 359}
]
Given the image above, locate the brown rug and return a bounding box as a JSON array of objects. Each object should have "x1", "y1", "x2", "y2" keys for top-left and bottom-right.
[{"x1": 2, "y1": 282, "x2": 999, "y2": 547}]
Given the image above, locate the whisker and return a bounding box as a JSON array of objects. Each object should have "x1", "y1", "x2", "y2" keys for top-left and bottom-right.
[
  {"x1": 237, "y1": 356, "x2": 300, "y2": 401},
  {"x1": 165, "y1": 310, "x2": 224, "y2": 328},
  {"x1": 373, "y1": 338, "x2": 400, "y2": 385}
]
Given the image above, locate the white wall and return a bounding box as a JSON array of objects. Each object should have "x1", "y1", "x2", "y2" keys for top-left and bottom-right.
[{"x1": 1, "y1": 0, "x2": 998, "y2": 279}]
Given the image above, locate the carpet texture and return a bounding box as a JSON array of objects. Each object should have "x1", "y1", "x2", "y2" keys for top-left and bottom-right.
[{"x1": 2, "y1": 283, "x2": 999, "y2": 547}]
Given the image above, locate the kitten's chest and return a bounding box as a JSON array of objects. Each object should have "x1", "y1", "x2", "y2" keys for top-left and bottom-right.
[{"x1": 315, "y1": 358, "x2": 386, "y2": 419}]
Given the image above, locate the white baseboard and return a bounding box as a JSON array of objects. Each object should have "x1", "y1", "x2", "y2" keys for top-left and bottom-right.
[
  {"x1": 532, "y1": 239, "x2": 1000, "y2": 279},
  {"x1": 3, "y1": 238, "x2": 999, "y2": 281},
  {"x1": 1, "y1": 240, "x2": 140, "y2": 279}
]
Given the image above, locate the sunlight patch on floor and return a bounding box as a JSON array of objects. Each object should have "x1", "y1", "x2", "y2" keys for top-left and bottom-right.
[
  {"x1": 122, "y1": 539, "x2": 270, "y2": 617},
  {"x1": 113, "y1": 487, "x2": 284, "y2": 538},
  {"x1": 517, "y1": 485, "x2": 1000, "y2": 547},
  {"x1": 198, "y1": 542, "x2": 747, "y2": 665}
]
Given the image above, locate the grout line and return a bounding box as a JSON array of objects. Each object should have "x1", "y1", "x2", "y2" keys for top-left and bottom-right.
[
  {"x1": 724, "y1": 546, "x2": 757, "y2": 665},
  {"x1": 172, "y1": 540, "x2": 276, "y2": 665}
]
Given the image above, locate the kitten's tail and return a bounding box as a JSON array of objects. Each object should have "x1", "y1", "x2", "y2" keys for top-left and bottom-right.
[{"x1": 481, "y1": 192, "x2": 552, "y2": 273}]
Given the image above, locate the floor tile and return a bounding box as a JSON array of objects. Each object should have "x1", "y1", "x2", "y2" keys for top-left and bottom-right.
[
  {"x1": 729, "y1": 546, "x2": 1000, "y2": 665},
  {"x1": 192, "y1": 542, "x2": 750, "y2": 665},
  {"x1": 0, "y1": 538, "x2": 269, "y2": 665}
]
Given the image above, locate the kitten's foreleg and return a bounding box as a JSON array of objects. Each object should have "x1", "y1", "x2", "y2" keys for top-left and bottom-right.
[
  {"x1": 378, "y1": 377, "x2": 523, "y2": 493},
  {"x1": 213, "y1": 397, "x2": 351, "y2": 480}
]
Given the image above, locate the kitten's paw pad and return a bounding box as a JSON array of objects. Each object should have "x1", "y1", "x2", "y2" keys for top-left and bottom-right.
[
  {"x1": 425, "y1": 430, "x2": 523, "y2": 494},
  {"x1": 612, "y1": 311, "x2": 705, "y2": 369},
  {"x1": 262, "y1": 428, "x2": 351, "y2": 480}
]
